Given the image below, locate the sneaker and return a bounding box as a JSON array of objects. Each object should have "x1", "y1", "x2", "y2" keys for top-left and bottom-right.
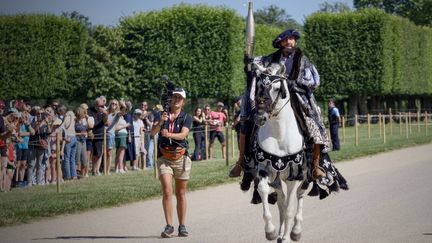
[
  {"x1": 178, "y1": 224, "x2": 189, "y2": 237},
  {"x1": 161, "y1": 224, "x2": 175, "y2": 238}
]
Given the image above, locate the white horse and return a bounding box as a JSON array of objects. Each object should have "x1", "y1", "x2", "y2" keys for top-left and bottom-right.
[{"x1": 249, "y1": 62, "x2": 308, "y2": 243}]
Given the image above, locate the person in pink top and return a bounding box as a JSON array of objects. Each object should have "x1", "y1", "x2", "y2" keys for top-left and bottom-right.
[{"x1": 208, "y1": 102, "x2": 227, "y2": 160}]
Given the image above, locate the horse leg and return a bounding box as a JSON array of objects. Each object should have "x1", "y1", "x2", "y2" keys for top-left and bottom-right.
[
  {"x1": 276, "y1": 187, "x2": 286, "y2": 238},
  {"x1": 257, "y1": 176, "x2": 278, "y2": 241},
  {"x1": 280, "y1": 180, "x2": 301, "y2": 243},
  {"x1": 290, "y1": 186, "x2": 306, "y2": 242}
]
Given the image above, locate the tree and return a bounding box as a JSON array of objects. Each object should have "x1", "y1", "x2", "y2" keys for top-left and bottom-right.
[
  {"x1": 354, "y1": 0, "x2": 431, "y2": 26},
  {"x1": 61, "y1": 11, "x2": 93, "y2": 32},
  {"x1": 79, "y1": 25, "x2": 136, "y2": 100},
  {"x1": 319, "y1": 2, "x2": 352, "y2": 13},
  {"x1": 254, "y1": 5, "x2": 302, "y2": 30}
]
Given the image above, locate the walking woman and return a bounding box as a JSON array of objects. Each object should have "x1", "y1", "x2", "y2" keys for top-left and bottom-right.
[{"x1": 151, "y1": 88, "x2": 192, "y2": 238}]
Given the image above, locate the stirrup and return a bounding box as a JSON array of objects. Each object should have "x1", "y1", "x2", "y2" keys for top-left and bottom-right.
[{"x1": 312, "y1": 166, "x2": 325, "y2": 181}]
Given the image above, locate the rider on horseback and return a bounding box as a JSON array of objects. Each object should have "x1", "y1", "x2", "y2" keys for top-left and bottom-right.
[{"x1": 230, "y1": 29, "x2": 329, "y2": 188}]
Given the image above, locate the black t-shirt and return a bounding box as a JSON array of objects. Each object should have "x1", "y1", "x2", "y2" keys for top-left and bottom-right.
[{"x1": 155, "y1": 110, "x2": 192, "y2": 154}]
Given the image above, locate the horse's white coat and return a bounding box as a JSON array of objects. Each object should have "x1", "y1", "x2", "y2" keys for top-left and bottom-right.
[{"x1": 254, "y1": 64, "x2": 307, "y2": 243}]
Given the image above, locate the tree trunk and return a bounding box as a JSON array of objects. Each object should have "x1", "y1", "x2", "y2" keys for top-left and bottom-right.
[
  {"x1": 358, "y1": 95, "x2": 368, "y2": 116},
  {"x1": 347, "y1": 94, "x2": 359, "y2": 126}
]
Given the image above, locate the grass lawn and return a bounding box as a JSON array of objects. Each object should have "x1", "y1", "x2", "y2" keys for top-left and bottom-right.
[{"x1": 0, "y1": 122, "x2": 431, "y2": 227}]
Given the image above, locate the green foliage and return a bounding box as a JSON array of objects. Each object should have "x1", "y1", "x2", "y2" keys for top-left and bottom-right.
[
  {"x1": 254, "y1": 4, "x2": 302, "y2": 30},
  {"x1": 79, "y1": 25, "x2": 136, "y2": 100},
  {"x1": 0, "y1": 14, "x2": 88, "y2": 99},
  {"x1": 254, "y1": 24, "x2": 283, "y2": 56},
  {"x1": 304, "y1": 9, "x2": 432, "y2": 98},
  {"x1": 120, "y1": 4, "x2": 244, "y2": 100},
  {"x1": 354, "y1": 0, "x2": 431, "y2": 26}
]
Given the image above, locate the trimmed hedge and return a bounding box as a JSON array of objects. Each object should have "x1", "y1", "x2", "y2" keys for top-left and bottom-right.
[
  {"x1": 120, "y1": 4, "x2": 244, "y2": 100},
  {"x1": 0, "y1": 14, "x2": 88, "y2": 99},
  {"x1": 120, "y1": 5, "x2": 283, "y2": 101},
  {"x1": 304, "y1": 9, "x2": 432, "y2": 97}
]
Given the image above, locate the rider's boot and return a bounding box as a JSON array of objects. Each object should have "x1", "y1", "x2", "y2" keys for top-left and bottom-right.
[
  {"x1": 229, "y1": 132, "x2": 245, "y2": 178},
  {"x1": 312, "y1": 144, "x2": 326, "y2": 180}
]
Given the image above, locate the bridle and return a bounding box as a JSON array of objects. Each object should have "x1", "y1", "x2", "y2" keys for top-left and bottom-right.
[{"x1": 256, "y1": 73, "x2": 290, "y2": 121}]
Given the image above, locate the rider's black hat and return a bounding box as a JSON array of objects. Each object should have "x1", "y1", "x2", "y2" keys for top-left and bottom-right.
[{"x1": 272, "y1": 29, "x2": 300, "y2": 48}]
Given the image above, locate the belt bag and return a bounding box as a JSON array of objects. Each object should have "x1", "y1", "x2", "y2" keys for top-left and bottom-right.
[{"x1": 161, "y1": 147, "x2": 186, "y2": 160}]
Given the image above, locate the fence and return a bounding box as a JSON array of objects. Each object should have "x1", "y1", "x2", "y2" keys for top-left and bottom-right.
[
  {"x1": 49, "y1": 111, "x2": 430, "y2": 192},
  {"x1": 338, "y1": 112, "x2": 430, "y2": 146}
]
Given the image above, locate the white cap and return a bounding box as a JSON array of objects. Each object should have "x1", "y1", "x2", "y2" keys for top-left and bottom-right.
[
  {"x1": 172, "y1": 88, "x2": 186, "y2": 99},
  {"x1": 134, "y1": 109, "x2": 142, "y2": 114}
]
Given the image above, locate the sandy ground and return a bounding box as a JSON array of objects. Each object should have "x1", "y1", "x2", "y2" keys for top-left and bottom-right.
[{"x1": 1, "y1": 144, "x2": 432, "y2": 243}]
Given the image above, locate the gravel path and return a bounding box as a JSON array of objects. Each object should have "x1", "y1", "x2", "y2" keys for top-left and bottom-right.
[{"x1": 2, "y1": 144, "x2": 432, "y2": 243}]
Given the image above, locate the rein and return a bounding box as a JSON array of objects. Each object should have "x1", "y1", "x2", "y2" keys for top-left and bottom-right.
[{"x1": 259, "y1": 76, "x2": 290, "y2": 120}]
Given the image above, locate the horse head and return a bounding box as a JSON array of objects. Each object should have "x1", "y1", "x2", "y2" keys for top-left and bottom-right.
[{"x1": 254, "y1": 62, "x2": 290, "y2": 126}]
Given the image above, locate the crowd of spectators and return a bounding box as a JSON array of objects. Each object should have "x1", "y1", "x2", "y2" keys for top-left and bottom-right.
[{"x1": 0, "y1": 97, "x2": 239, "y2": 192}]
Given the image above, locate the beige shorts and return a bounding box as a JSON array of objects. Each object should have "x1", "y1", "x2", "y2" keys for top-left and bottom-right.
[{"x1": 157, "y1": 156, "x2": 192, "y2": 180}]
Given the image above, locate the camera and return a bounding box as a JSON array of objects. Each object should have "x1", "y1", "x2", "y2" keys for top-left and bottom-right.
[{"x1": 160, "y1": 75, "x2": 175, "y2": 113}]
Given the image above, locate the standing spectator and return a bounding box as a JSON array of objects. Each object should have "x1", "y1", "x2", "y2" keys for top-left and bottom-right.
[
  {"x1": 80, "y1": 103, "x2": 94, "y2": 176},
  {"x1": 1, "y1": 109, "x2": 20, "y2": 190},
  {"x1": 59, "y1": 106, "x2": 77, "y2": 180},
  {"x1": 132, "y1": 109, "x2": 145, "y2": 170},
  {"x1": 151, "y1": 88, "x2": 192, "y2": 238},
  {"x1": 0, "y1": 100, "x2": 9, "y2": 191},
  {"x1": 48, "y1": 118, "x2": 65, "y2": 184},
  {"x1": 208, "y1": 102, "x2": 227, "y2": 160},
  {"x1": 50, "y1": 99, "x2": 60, "y2": 116},
  {"x1": 27, "y1": 111, "x2": 50, "y2": 186},
  {"x1": 192, "y1": 107, "x2": 205, "y2": 161},
  {"x1": 140, "y1": 101, "x2": 154, "y2": 168},
  {"x1": 91, "y1": 98, "x2": 109, "y2": 176},
  {"x1": 328, "y1": 99, "x2": 341, "y2": 151},
  {"x1": 15, "y1": 112, "x2": 31, "y2": 186},
  {"x1": 106, "y1": 99, "x2": 122, "y2": 174},
  {"x1": 114, "y1": 101, "x2": 129, "y2": 173},
  {"x1": 147, "y1": 104, "x2": 162, "y2": 168},
  {"x1": 75, "y1": 106, "x2": 88, "y2": 177},
  {"x1": 123, "y1": 101, "x2": 136, "y2": 170}
]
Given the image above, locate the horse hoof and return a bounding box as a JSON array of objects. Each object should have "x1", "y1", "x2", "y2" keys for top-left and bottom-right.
[
  {"x1": 290, "y1": 232, "x2": 302, "y2": 241},
  {"x1": 265, "y1": 230, "x2": 278, "y2": 241}
]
